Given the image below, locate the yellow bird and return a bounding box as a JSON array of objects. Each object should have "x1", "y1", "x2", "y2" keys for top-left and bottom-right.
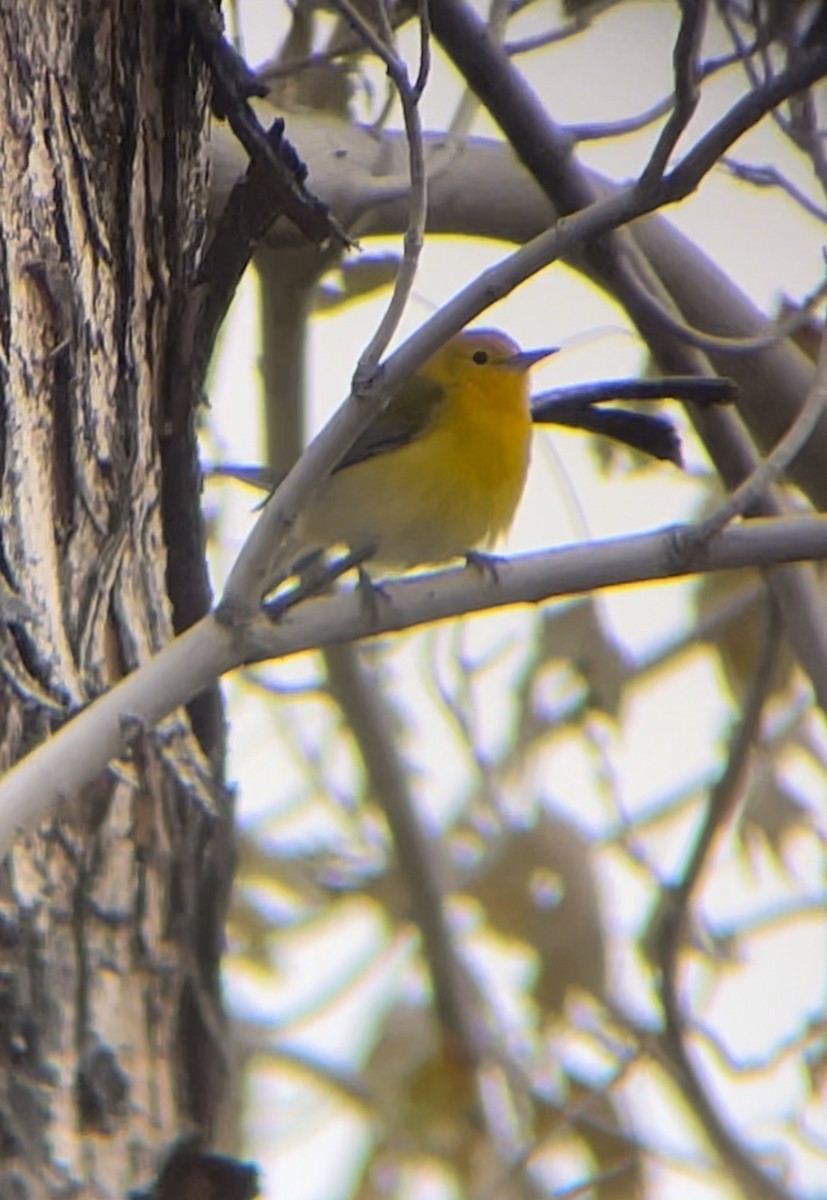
[{"x1": 291, "y1": 329, "x2": 556, "y2": 573}]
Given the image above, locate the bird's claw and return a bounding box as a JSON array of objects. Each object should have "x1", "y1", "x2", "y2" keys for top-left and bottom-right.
[
  {"x1": 265, "y1": 546, "x2": 375, "y2": 620},
  {"x1": 356, "y1": 563, "x2": 392, "y2": 625},
  {"x1": 464, "y1": 549, "x2": 505, "y2": 583}
]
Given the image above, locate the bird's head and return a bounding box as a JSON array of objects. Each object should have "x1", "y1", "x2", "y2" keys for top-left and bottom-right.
[{"x1": 430, "y1": 329, "x2": 558, "y2": 383}]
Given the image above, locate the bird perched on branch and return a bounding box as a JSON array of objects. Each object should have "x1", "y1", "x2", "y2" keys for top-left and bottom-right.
[
  {"x1": 209, "y1": 328, "x2": 734, "y2": 589},
  {"x1": 282, "y1": 328, "x2": 555, "y2": 574}
]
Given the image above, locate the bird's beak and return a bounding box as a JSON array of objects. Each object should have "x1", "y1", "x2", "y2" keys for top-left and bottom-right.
[{"x1": 504, "y1": 347, "x2": 558, "y2": 372}]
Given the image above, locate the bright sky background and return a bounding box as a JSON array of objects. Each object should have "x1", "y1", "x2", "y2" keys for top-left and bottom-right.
[{"x1": 207, "y1": 3, "x2": 827, "y2": 1197}]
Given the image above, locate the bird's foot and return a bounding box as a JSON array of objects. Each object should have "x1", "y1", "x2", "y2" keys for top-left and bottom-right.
[
  {"x1": 356, "y1": 562, "x2": 392, "y2": 626},
  {"x1": 464, "y1": 549, "x2": 505, "y2": 583},
  {"x1": 266, "y1": 547, "x2": 373, "y2": 620}
]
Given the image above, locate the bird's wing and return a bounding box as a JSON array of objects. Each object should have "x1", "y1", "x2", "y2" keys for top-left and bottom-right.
[{"x1": 334, "y1": 373, "x2": 445, "y2": 473}]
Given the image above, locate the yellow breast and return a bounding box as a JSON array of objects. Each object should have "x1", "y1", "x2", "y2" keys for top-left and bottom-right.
[{"x1": 303, "y1": 362, "x2": 533, "y2": 569}]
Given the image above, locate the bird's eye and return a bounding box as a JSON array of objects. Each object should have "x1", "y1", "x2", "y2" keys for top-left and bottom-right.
[{"x1": 472, "y1": 350, "x2": 489, "y2": 365}]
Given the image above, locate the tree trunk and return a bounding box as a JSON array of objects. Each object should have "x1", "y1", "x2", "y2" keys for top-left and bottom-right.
[{"x1": 0, "y1": 2, "x2": 230, "y2": 1194}]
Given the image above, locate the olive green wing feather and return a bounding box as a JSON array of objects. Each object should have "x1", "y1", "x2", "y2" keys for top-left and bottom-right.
[{"x1": 334, "y1": 373, "x2": 445, "y2": 473}]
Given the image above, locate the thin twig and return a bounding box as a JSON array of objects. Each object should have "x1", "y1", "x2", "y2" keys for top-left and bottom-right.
[
  {"x1": 325, "y1": 0, "x2": 428, "y2": 376},
  {"x1": 697, "y1": 313, "x2": 827, "y2": 538},
  {"x1": 652, "y1": 44, "x2": 827, "y2": 204},
  {"x1": 639, "y1": 0, "x2": 708, "y2": 189},
  {"x1": 372, "y1": 0, "x2": 395, "y2": 46},
  {"x1": 662, "y1": 613, "x2": 779, "y2": 921},
  {"x1": 715, "y1": 0, "x2": 772, "y2": 104},
  {"x1": 565, "y1": 45, "x2": 750, "y2": 142},
  {"x1": 784, "y1": 70, "x2": 827, "y2": 204},
  {"x1": 615, "y1": 267, "x2": 827, "y2": 356},
  {"x1": 428, "y1": 0, "x2": 511, "y2": 174},
  {"x1": 566, "y1": 95, "x2": 675, "y2": 143},
  {"x1": 716, "y1": 0, "x2": 827, "y2": 193},
  {"x1": 695, "y1": 1009, "x2": 826, "y2": 1077},
  {"x1": 412, "y1": 0, "x2": 431, "y2": 101},
  {"x1": 504, "y1": 0, "x2": 625, "y2": 51},
  {"x1": 652, "y1": 603, "x2": 791, "y2": 1200},
  {"x1": 721, "y1": 156, "x2": 827, "y2": 224},
  {"x1": 716, "y1": 894, "x2": 827, "y2": 942}
]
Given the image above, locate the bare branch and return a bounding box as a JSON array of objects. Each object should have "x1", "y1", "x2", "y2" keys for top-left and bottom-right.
[
  {"x1": 324, "y1": 644, "x2": 486, "y2": 1068},
  {"x1": 650, "y1": 604, "x2": 790, "y2": 1199},
  {"x1": 611, "y1": 267, "x2": 827, "y2": 357},
  {"x1": 639, "y1": 0, "x2": 707, "y2": 189},
  {"x1": 651, "y1": 44, "x2": 827, "y2": 204},
  {"x1": 179, "y1": 0, "x2": 344, "y2": 245},
  {"x1": 566, "y1": 45, "x2": 755, "y2": 143},
  {"x1": 326, "y1": 0, "x2": 428, "y2": 373},
  {"x1": 698, "y1": 315, "x2": 827, "y2": 536},
  {"x1": 412, "y1": 0, "x2": 431, "y2": 101},
  {"x1": 566, "y1": 95, "x2": 675, "y2": 143},
  {"x1": 721, "y1": 156, "x2": 827, "y2": 224},
  {"x1": 6, "y1": 514, "x2": 827, "y2": 850},
  {"x1": 505, "y1": 0, "x2": 626, "y2": 49}
]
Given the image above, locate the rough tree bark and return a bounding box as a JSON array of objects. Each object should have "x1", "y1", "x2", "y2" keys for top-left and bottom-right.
[{"x1": 0, "y1": 2, "x2": 231, "y2": 1194}]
